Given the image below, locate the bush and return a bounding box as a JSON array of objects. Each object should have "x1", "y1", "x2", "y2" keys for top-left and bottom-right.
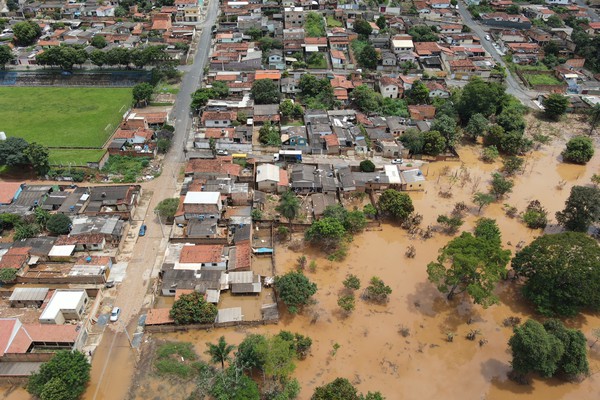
[
  {"x1": 170, "y1": 291, "x2": 218, "y2": 325},
  {"x1": 363, "y1": 276, "x2": 392, "y2": 303},
  {"x1": 481, "y1": 146, "x2": 499, "y2": 163},
  {"x1": 155, "y1": 198, "x2": 179, "y2": 220},
  {"x1": 521, "y1": 200, "x2": 547, "y2": 229},
  {"x1": 562, "y1": 136, "x2": 594, "y2": 164},
  {"x1": 359, "y1": 160, "x2": 375, "y2": 172},
  {"x1": 46, "y1": 213, "x2": 72, "y2": 235}
]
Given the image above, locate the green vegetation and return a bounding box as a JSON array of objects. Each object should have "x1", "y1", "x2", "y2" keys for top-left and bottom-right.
[
  {"x1": 312, "y1": 378, "x2": 385, "y2": 400},
  {"x1": 155, "y1": 198, "x2": 180, "y2": 220},
  {"x1": 512, "y1": 232, "x2": 600, "y2": 316},
  {"x1": 562, "y1": 136, "x2": 594, "y2": 164},
  {"x1": 326, "y1": 16, "x2": 342, "y2": 27},
  {"x1": 363, "y1": 276, "x2": 392, "y2": 304},
  {"x1": 305, "y1": 12, "x2": 326, "y2": 37},
  {"x1": 359, "y1": 160, "x2": 375, "y2": 172},
  {"x1": 521, "y1": 200, "x2": 548, "y2": 229},
  {"x1": 0, "y1": 268, "x2": 18, "y2": 283},
  {"x1": 48, "y1": 149, "x2": 107, "y2": 166},
  {"x1": 276, "y1": 190, "x2": 301, "y2": 223},
  {"x1": 169, "y1": 291, "x2": 218, "y2": 325},
  {"x1": 101, "y1": 155, "x2": 150, "y2": 182},
  {"x1": 258, "y1": 121, "x2": 281, "y2": 146},
  {"x1": 47, "y1": 214, "x2": 72, "y2": 235},
  {"x1": 251, "y1": 79, "x2": 281, "y2": 104},
  {"x1": 27, "y1": 350, "x2": 91, "y2": 400},
  {"x1": 0, "y1": 87, "x2": 132, "y2": 148},
  {"x1": 307, "y1": 52, "x2": 327, "y2": 69},
  {"x1": 427, "y1": 218, "x2": 511, "y2": 307},
  {"x1": 0, "y1": 137, "x2": 50, "y2": 175},
  {"x1": 509, "y1": 319, "x2": 588, "y2": 382},
  {"x1": 556, "y1": 186, "x2": 600, "y2": 232},
  {"x1": 523, "y1": 73, "x2": 562, "y2": 86},
  {"x1": 274, "y1": 271, "x2": 317, "y2": 314},
  {"x1": 377, "y1": 189, "x2": 414, "y2": 222},
  {"x1": 154, "y1": 342, "x2": 200, "y2": 378},
  {"x1": 206, "y1": 336, "x2": 235, "y2": 370}
]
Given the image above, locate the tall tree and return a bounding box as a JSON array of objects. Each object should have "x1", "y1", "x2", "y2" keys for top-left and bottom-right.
[
  {"x1": 251, "y1": 79, "x2": 280, "y2": 104},
  {"x1": 0, "y1": 137, "x2": 30, "y2": 167},
  {"x1": 377, "y1": 189, "x2": 414, "y2": 221},
  {"x1": 376, "y1": 15, "x2": 387, "y2": 29},
  {"x1": 276, "y1": 190, "x2": 300, "y2": 223},
  {"x1": 274, "y1": 271, "x2": 317, "y2": 313},
  {"x1": 489, "y1": 172, "x2": 513, "y2": 199},
  {"x1": 457, "y1": 77, "x2": 506, "y2": 122},
  {"x1": 543, "y1": 94, "x2": 569, "y2": 120},
  {"x1": 404, "y1": 80, "x2": 429, "y2": 105},
  {"x1": 24, "y1": 142, "x2": 50, "y2": 176},
  {"x1": 427, "y1": 219, "x2": 511, "y2": 306},
  {"x1": 556, "y1": 186, "x2": 600, "y2": 232},
  {"x1": 132, "y1": 82, "x2": 154, "y2": 105},
  {"x1": 465, "y1": 113, "x2": 489, "y2": 141},
  {"x1": 473, "y1": 192, "x2": 494, "y2": 213},
  {"x1": 12, "y1": 21, "x2": 42, "y2": 46},
  {"x1": 353, "y1": 19, "x2": 373, "y2": 36},
  {"x1": 206, "y1": 336, "x2": 235, "y2": 370},
  {"x1": 170, "y1": 291, "x2": 218, "y2": 324},
  {"x1": 46, "y1": 213, "x2": 71, "y2": 235},
  {"x1": 90, "y1": 35, "x2": 107, "y2": 49},
  {"x1": 431, "y1": 115, "x2": 459, "y2": 147},
  {"x1": 27, "y1": 350, "x2": 91, "y2": 400},
  {"x1": 357, "y1": 44, "x2": 378, "y2": 70},
  {"x1": 305, "y1": 217, "x2": 347, "y2": 250},
  {"x1": 422, "y1": 130, "x2": 446, "y2": 156},
  {"x1": 0, "y1": 45, "x2": 14, "y2": 69},
  {"x1": 352, "y1": 85, "x2": 382, "y2": 114},
  {"x1": 512, "y1": 232, "x2": 600, "y2": 317},
  {"x1": 562, "y1": 136, "x2": 594, "y2": 164}
]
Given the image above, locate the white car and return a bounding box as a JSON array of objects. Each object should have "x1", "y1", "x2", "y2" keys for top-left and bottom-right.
[
  {"x1": 485, "y1": 35, "x2": 491, "y2": 41},
  {"x1": 216, "y1": 149, "x2": 228, "y2": 156},
  {"x1": 109, "y1": 307, "x2": 121, "y2": 322},
  {"x1": 391, "y1": 159, "x2": 403, "y2": 164}
]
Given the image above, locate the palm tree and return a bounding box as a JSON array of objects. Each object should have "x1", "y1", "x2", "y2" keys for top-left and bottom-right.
[
  {"x1": 589, "y1": 104, "x2": 600, "y2": 135},
  {"x1": 205, "y1": 336, "x2": 235, "y2": 370},
  {"x1": 275, "y1": 190, "x2": 300, "y2": 224}
]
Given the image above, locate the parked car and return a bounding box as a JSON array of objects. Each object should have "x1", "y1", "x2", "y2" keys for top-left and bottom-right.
[
  {"x1": 485, "y1": 35, "x2": 491, "y2": 41},
  {"x1": 391, "y1": 159, "x2": 403, "y2": 164},
  {"x1": 217, "y1": 149, "x2": 228, "y2": 155},
  {"x1": 139, "y1": 224, "x2": 147, "y2": 236},
  {"x1": 110, "y1": 307, "x2": 121, "y2": 322}
]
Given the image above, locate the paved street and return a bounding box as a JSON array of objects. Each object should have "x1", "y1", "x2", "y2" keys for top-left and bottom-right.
[
  {"x1": 457, "y1": 2, "x2": 538, "y2": 108},
  {"x1": 83, "y1": 1, "x2": 219, "y2": 399}
]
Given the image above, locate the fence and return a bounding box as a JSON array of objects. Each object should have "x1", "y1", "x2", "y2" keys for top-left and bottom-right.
[
  {"x1": 0, "y1": 70, "x2": 152, "y2": 87},
  {"x1": 144, "y1": 318, "x2": 279, "y2": 333}
]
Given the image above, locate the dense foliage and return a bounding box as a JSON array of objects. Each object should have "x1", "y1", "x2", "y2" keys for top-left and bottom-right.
[
  {"x1": 274, "y1": 271, "x2": 317, "y2": 313},
  {"x1": 170, "y1": 291, "x2": 218, "y2": 324},
  {"x1": 555, "y1": 186, "x2": 600, "y2": 232},
  {"x1": 562, "y1": 136, "x2": 594, "y2": 164},
  {"x1": 512, "y1": 232, "x2": 600, "y2": 317},
  {"x1": 27, "y1": 351, "x2": 91, "y2": 400},
  {"x1": 377, "y1": 189, "x2": 414, "y2": 221}
]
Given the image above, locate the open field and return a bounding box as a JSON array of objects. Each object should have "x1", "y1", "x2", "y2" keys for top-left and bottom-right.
[
  {"x1": 0, "y1": 87, "x2": 132, "y2": 148},
  {"x1": 523, "y1": 73, "x2": 562, "y2": 86},
  {"x1": 48, "y1": 149, "x2": 107, "y2": 166}
]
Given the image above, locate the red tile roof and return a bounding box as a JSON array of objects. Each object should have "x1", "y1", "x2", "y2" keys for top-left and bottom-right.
[
  {"x1": 0, "y1": 247, "x2": 30, "y2": 270},
  {"x1": 185, "y1": 158, "x2": 242, "y2": 176},
  {"x1": 409, "y1": 105, "x2": 436, "y2": 121},
  {"x1": 0, "y1": 182, "x2": 22, "y2": 204},
  {"x1": 255, "y1": 70, "x2": 281, "y2": 80},
  {"x1": 205, "y1": 128, "x2": 235, "y2": 138},
  {"x1": 201, "y1": 111, "x2": 237, "y2": 124},
  {"x1": 324, "y1": 134, "x2": 339, "y2": 147},
  {"x1": 179, "y1": 245, "x2": 224, "y2": 263},
  {"x1": 234, "y1": 241, "x2": 251, "y2": 270},
  {"x1": 145, "y1": 308, "x2": 174, "y2": 325}
]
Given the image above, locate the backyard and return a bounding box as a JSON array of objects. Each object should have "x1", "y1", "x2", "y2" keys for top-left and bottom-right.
[
  {"x1": 523, "y1": 73, "x2": 563, "y2": 86},
  {"x1": 0, "y1": 86, "x2": 132, "y2": 149}
]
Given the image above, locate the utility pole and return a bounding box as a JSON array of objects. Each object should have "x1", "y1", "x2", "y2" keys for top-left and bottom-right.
[{"x1": 155, "y1": 210, "x2": 166, "y2": 238}]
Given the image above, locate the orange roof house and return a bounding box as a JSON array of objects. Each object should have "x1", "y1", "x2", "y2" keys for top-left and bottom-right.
[{"x1": 255, "y1": 70, "x2": 281, "y2": 81}]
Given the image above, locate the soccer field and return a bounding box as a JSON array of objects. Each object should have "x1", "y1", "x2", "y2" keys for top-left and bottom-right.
[{"x1": 0, "y1": 87, "x2": 132, "y2": 149}]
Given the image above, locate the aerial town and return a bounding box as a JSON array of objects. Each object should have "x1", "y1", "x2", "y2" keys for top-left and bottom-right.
[{"x1": 0, "y1": 0, "x2": 600, "y2": 398}]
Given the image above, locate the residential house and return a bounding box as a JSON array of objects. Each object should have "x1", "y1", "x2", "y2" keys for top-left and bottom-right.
[
  {"x1": 175, "y1": 0, "x2": 201, "y2": 22},
  {"x1": 400, "y1": 168, "x2": 427, "y2": 191},
  {"x1": 409, "y1": 105, "x2": 436, "y2": 121},
  {"x1": 256, "y1": 164, "x2": 289, "y2": 193},
  {"x1": 39, "y1": 290, "x2": 89, "y2": 325},
  {"x1": 69, "y1": 215, "x2": 124, "y2": 244},
  {"x1": 0, "y1": 247, "x2": 31, "y2": 276},
  {"x1": 330, "y1": 49, "x2": 346, "y2": 67},
  {"x1": 182, "y1": 191, "x2": 223, "y2": 220},
  {"x1": 281, "y1": 125, "x2": 309, "y2": 148},
  {"x1": 178, "y1": 244, "x2": 228, "y2": 270},
  {"x1": 85, "y1": 185, "x2": 140, "y2": 220},
  {"x1": 480, "y1": 12, "x2": 532, "y2": 29},
  {"x1": 253, "y1": 104, "x2": 280, "y2": 125},
  {"x1": 201, "y1": 111, "x2": 237, "y2": 128},
  {"x1": 391, "y1": 37, "x2": 414, "y2": 54},
  {"x1": 284, "y1": 7, "x2": 304, "y2": 28},
  {"x1": 428, "y1": 0, "x2": 452, "y2": 8},
  {"x1": 426, "y1": 81, "x2": 451, "y2": 98},
  {"x1": 267, "y1": 49, "x2": 285, "y2": 70},
  {"x1": 323, "y1": 134, "x2": 340, "y2": 155},
  {"x1": 507, "y1": 42, "x2": 542, "y2": 63},
  {"x1": 379, "y1": 76, "x2": 402, "y2": 99}
]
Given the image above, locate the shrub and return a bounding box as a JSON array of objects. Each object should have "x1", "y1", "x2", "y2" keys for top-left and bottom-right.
[{"x1": 359, "y1": 159, "x2": 375, "y2": 172}]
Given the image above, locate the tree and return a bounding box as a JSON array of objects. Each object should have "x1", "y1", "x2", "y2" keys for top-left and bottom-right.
[
  {"x1": 157, "y1": 138, "x2": 171, "y2": 154},
  {"x1": 363, "y1": 277, "x2": 392, "y2": 303},
  {"x1": 132, "y1": 82, "x2": 154, "y2": 105},
  {"x1": 496, "y1": 105, "x2": 526, "y2": 134},
  {"x1": 34, "y1": 207, "x2": 51, "y2": 229},
  {"x1": 274, "y1": 271, "x2": 317, "y2": 314},
  {"x1": 353, "y1": 19, "x2": 373, "y2": 36},
  {"x1": 465, "y1": 113, "x2": 489, "y2": 141},
  {"x1": 170, "y1": 291, "x2": 218, "y2": 324},
  {"x1": 209, "y1": 366, "x2": 260, "y2": 400},
  {"x1": 114, "y1": 5, "x2": 127, "y2": 17},
  {"x1": 236, "y1": 334, "x2": 267, "y2": 371},
  {"x1": 502, "y1": 156, "x2": 524, "y2": 176},
  {"x1": 206, "y1": 336, "x2": 235, "y2": 370},
  {"x1": 562, "y1": 136, "x2": 594, "y2": 164},
  {"x1": 431, "y1": 115, "x2": 459, "y2": 147},
  {"x1": 46, "y1": 214, "x2": 72, "y2": 235},
  {"x1": 305, "y1": 11, "x2": 326, "y2": 37},
  {"x1": 13, "y1": 223, "x2": 40, "y2": 240},
  {"x1": 0, "y1": 137, "x2": 30, "y2": 167},
  {"x1": 12, "y1": 21, "x2": 42, "y2": 46},
  {"x1": 305, "y1": 217, "x2": 347, "y2": 250},
  {"x1": 246, "y1": 27, "x2": 263, "y2": 40},
  {"x1": 399, "y1": 128, "x2": 424, "y2": 154},
  {"x1": 522, "y1": 200, "x2": 548, "y2": 229},
  {"x1": 490, "y1": 172, "x2": 513, "y2": 199},
  {"x1": 0, "y1": 45, "x2": 14, "y2": 69},
  {"x1": 437, "y1": 214, "x2": 463, "y2": 234},
  {"x1": 257, "y1": 335, "x2": 297, "y2": 381},
  {"x1": 276, "y1": 190, "x2": 300, "y2": 223},
  {"x1": 422, "y1": 130, "x2": 446, "y2": 156},
  {"x1": 376, "y1": 15, "x2": 387, "y2": 30},
  {"x1": 155, "y1": 198, "x2": 179, "y2": 220},
  {"x1": 506, "y1": 4, "x2": 520, "y2": 14},
  {"x1": 258, "y1": 121, "x2": 281, "y2": 146},
  {"x1": 27, "y1": 350, "x2": 91, "y2": 400},
  {"x1": 457, "y1": 77, "x2": 506, "y2": 122},
  {"x1": 357, "y1": 44, "x2": 378, "y2": 69},
  {"x1": 543, "y1": 93, "x2": 569, "y2": 120},
  {"x1": 90, "y1": 35, "x2": 107, "y2": 49},
  {"x1": 377, "y1": 189, "x2": 414, "y2": 221},
  {"x1": 359, "y1": 160, "x2": 375, "y2": 172},
  {"x1": 89, "y1": 49, "x2": 107, "y2": 67},
  {"x1": 427, "y1": 220, "x2": 511, "y2": 306},
  {"x1": 338, "y1": 294, "x2": 355, "y2": 314},
  {"x1": 556, "y1": 186, "x2": 600, "y2": 232},
  {"x1": 588, "y1": 104, "x2": 600, "y2": 134},
  {"x1": 473, "y1": 192, "x2": 494, "y2": 213},
  {"x1": 24, "y1": 142, "x2": 50, "y2": 176},
  {"x1": 312, "y1": 378, "x2": 360, "y2": 400},
  {"x1": 547, "y1": 15, "x2": 564, "y2": 28},
  {"x1": 352, "y1": 85, "x2": 382, "y2": 114},
  {"x1": 509, "y1": 319, "x2": 588, "y2": 381},
  {"x1": 251, "y1": 79, "x2": 280, "y2": 104},
  {"x1": 407, "y1": 25, "x2": 438, "y2": 42},
  {"x1": 191, "y1": 88, "x2": 214, "y2": 110},
  {"x1": 211, "y1": 81, "x2": 229, "y2": 99},
  {"x1": 474, "y1": 217, "x2": 502, "y2": 245},
  {"x1": 279, "y1": 99, "x2": 295, "y2": 119},
  {"x1": 512, "y1": 232, "x2": 600, "y2": 316},
  {"x1": 404, "y1": 80, "x2": 429, "y2": 105},
  {"x1": 258, "y1": 36, "x2": 282, "y2": 53},
  {"x1": 343, "y1": 274, "x2": 361, "y2": 291},
  {"x1": 0, "y1": 268, "x2": 18, "y2": 283}
]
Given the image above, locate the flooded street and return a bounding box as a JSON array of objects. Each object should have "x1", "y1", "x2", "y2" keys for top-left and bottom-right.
[{"x1": 135, "y1": 137, "x2": 600, "y2": 400}]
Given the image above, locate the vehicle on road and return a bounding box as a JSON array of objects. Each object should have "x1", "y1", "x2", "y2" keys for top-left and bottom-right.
[
  {"x1": 139, "y1": 224, "x2": 147, "y2": 236},
  {"x1": 110, "y1": 307, "x2": 121, "y2": 322},
  {"x1": 105, "y1": 280, "x2": 115, "y2": 288},
  {"x1": 391, "y1": 159, "x2": 403, "y2": 164},
  {"x1": 217, "y1": 149, "x2": 228, "y2": 155},
  {"x1": 485, "y1": 34, "x2": 491, "y2": 41}
]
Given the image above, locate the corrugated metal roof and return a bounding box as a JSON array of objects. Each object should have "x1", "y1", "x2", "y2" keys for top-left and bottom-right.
[
  {"x1": 9, "y1": 288, "x2": 49, "y2": 302},
  {"x1": 216, "y1": 307, "x2": 242, "y2": 323}
]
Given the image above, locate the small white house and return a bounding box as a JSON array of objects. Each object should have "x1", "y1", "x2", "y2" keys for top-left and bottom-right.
[
  {"x1": 39, "y1": 290, "x2": 89, "y2": 325},
  {"x1": 183, "y1": 191, "x2": 223, "y2": 220},
  {"x1": 256, "y1": 164, "x2": 285, "y2": 193},
  {"x1": 392, "y1": 39, "x2": 414, "y2": 54}
]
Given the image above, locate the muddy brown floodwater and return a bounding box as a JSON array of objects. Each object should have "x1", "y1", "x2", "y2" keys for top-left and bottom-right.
[
  {"x1": 3, "y1": 130, "x2": 600, "y2": 400},
  {"x1": 141, "y1": 141, "x2": 600, "y2": 400}
]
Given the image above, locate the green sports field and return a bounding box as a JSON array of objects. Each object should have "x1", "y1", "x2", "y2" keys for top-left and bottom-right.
[{"x1": 0, "y1": 87, "x2": 132, "y2": 164}]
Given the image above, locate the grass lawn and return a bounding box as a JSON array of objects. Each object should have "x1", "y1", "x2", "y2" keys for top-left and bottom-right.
[
  {"x1": 49, "y1": 149, "x2": 107, "y2": 166},
  {"x1": 516, "y1": 64, "x2": 549, "y2": 71},
  {"x1": 524, "y1": 73, "x2": 562, "y2": 86},
  {"x1": 326, "y1": 16, "x2": 342, "y2": 27},
  {"x1": 0, "y1": 87, "x2": 132, "y2": 148}
]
